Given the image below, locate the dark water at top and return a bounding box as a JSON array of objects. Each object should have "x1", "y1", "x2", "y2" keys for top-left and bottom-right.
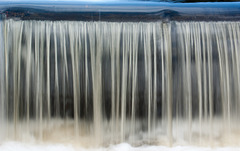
[{"x1": 1, "y1": 0, "x2": 240, "y2": 21}]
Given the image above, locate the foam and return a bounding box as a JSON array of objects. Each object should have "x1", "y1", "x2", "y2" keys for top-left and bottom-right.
[{"x1": 1, "y1": 142, "x2": 240, "y2": 151}]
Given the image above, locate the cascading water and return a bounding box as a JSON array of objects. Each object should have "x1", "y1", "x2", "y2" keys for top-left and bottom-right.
[
  {"x1": 1, "y1": 19, "x2": 240, "y2": 148},
  {"x1": 0, "y1": 19, "x2": 5, "y2": 142}
]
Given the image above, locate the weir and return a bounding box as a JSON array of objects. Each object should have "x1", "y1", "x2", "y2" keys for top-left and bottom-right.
[{"x1": 1, "y1": 0, "x2": 240, "y2": 148}]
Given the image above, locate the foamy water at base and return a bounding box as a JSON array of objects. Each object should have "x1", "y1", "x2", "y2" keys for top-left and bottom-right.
[
  {"x1": 1, "y1": 142, "x2": 240, "y2": 151},
  {"x1": 2, "y1": 118, "x2": 240, "y2": 147}
]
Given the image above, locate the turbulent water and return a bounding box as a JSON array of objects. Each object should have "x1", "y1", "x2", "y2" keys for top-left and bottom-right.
[{"x1": 1, "y1": 20, "x2": 240, "y2": 147}]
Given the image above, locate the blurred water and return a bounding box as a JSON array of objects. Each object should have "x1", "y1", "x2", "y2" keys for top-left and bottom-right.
[
  {"x1": 1, "y1": 20, "x2": 240, "y2": 147},
  {"x1": 0, "y1": 20, "x2": 5, "y2": 142}
]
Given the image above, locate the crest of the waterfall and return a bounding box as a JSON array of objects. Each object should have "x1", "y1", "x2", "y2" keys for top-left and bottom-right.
[{"x1": 0, "y1": 17, "x2": 5, "y2": 141}]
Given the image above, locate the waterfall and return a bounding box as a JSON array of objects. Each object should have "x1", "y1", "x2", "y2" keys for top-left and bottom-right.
[{"x1": 1, "y1": 19, "x2": 240, "y2": 147}]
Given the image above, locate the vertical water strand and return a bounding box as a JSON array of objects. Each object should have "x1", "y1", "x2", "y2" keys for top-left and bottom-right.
[
  {"x1": 128, "y1": 24, "x2": 133, "y2": 128},
  {"x1": 215, "y1": 23, "x2": 227, "y2": 134},
  {"x1": 25, "y1": 21, "x2": 32, "y2": 130},
  {"x1": 63, "y1": 22, "x2": 69, "y2": 121},
  {"x1": 206, "y1": 23, "x2": 213, "y2": 144},
  {"x1": 193, "y1": 23, "x2": 203, "y2": 144},
  {"x1": 116, "y1": 23, "x2": 122, "y2": 140},
  {"x1": 181, "y1": 23, "x2": 192, "y2": 143},
  {"x1": 177, "y1": 22, "x2": 186, "y2": 141},
  {"x1": 46, "y1": 21, "x2": 51, "y2": 121},
  {"x1": 143, "y1": 23, "x2": 148, "y2": 138},
  {"x1": 40, "y1": 22, "x2": 46, "y2": 138},
  {"x1": 232, "y1": 22, "x2": 239, "y2": 125},
  {"x1": 148, "y1": 23, "x2": 152, "y2": 141},
  {"x1": 13, "y1": 21, "x2": 23, "y2": 139},
  {"x1": 88, "y1": 22, "x2": 96, "y2": 136},
  {"x1": 215, "y1": 23, "x2": 231, "y2": 132},
  {"x1": 89, "y1": 22, "x2": 97, "y2": 140},
  {"x1": 116, "y1": 23, "x2": 123, "y2": 140},
  {"x1": 127, "y1": 23, "x2": 133, "y2": 141},
  {"x1": 69, "y1": 22, "x2": 79, "y2": 137},
  {"x1": 152, "y1": 22, "x2": 158, "y2": 138},
  {"x1": 17, "y1": 22, "x2": 23, "y2": 140},
  {"x1": 34, "y1": 21, "x2": 40, "y2": 132},
  {"x1": 161, "y1": 23, "x2": 165, "y2": 128},
  {"x1": 176, "y1": 22, "x2": 185, "y2": 140},
  {"x1": 110, "y1": 23, "x2": 116, "y2": 141},
  {"x1": 59, "y1": 23, "x2": 64, "y2": 119},
  {"x1": 96, "y1": 22, "x2": 103, "y2": 144},
  {"x1": 182, "y1": 23, "x2": 188, "y2": 141},
  {"x1": 53, "y1": 22, "x2": 60, "y2": 117},
  {"x1": 163, "y1": 23, "x2": 172, "y2": 146},
  {"x1": 89, "y1": 22, "x2": 103, "y2": 145},
  {"x1": 36, "y1": 21, "x2": 41, "y2": 139},
  {"x1": 200, "y1": 24, "x2": 208, "y2": 128},
  {"x1": 84, "y1": 22, "x2": 88, "y2": 118},
  {"x1": 60, "y1": 22, "x2": 68, "y2": 124},
  {"x1": 63, "y1": 22, "x2": 69, "y2": 126},
  {"x1": 121, "y1": 23, "x2": 129, "y2": 142},
  {"x1": 201, "y1": 22, "x2": 207, "y2": 143},
  {"x1": 175, "y1": 26, "x2": 181, "y2": 141},
  {"x1": 199, "y1": 22, "x2": 209, "y2": 137},
  {"x1": 75, "y1": 22, "x2": 81, "y2": 130},
  {"x1": 143, "y1": 23, "x2": 152, "y2": 141},
  {"x1": 12, "y1": 21, "x2": 16, "y2": 137},
  {"x1": 102, "y1": 22, "x2": 111, "y2": 124},
  {"x1": 0, "y1": 19, "x2": 5, "y2": 141},
  {"x1": 4, "y1": 20, "x2": 9, "y2": 137},
  {"x1": 39, "y1": 21, "x2": 45, "y2": 140},
  {"x1": 131, "y1": 23, "x2": 139, "y2": 142},
  {"x1": 237, "y1": 22, "x2": 240, "y2": 122},
  {"x1": 235, "y1": 23, "x2": 240, "y2": 122},
  {"x1": 231, "y1": 23, "x2": 240, "y2": 120},
  {"x1": 77, "y1": 22, "x2": 82, "y2": 122},
  {"x1": 187, "y1": 23, "x2": 192, "y2": 143},
  {"x1": 63, "y1": 22, "x2": 69, "y2": 92},
  {"x1": 228, "y1": 23, "x2": 236, "y2": 125},
  {"x1": 227, "y1": 23, "x2": 235, "y2": 119},
  {"x1": 221, "y1": 24, "x2": 231, "y2": 131}
]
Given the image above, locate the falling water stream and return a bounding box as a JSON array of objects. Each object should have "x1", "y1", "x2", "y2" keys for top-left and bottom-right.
[{"x1": 1, "y1": 20, "x2": 240, "y2": 147}]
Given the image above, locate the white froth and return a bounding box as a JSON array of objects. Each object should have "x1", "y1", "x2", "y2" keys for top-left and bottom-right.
[{"x1": 1, "y1": 142, "x2": 240, "y2": 151}]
